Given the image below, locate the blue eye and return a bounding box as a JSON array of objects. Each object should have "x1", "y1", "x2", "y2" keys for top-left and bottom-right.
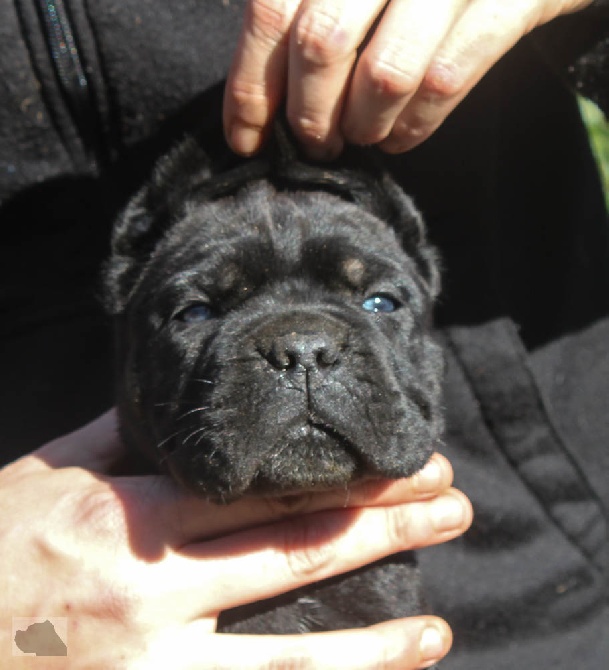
[
  {"x1": 362, "y1": 294, "x2": 400, "y2": 313},
  {"x1": 175, "y1": 303, "x2": 215, "y2": 323}
]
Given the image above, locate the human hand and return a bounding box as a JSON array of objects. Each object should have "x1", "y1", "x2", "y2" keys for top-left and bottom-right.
[
  {"x1": 0, "y1": 410, "x2": 471, "y2": 669},
  {"x1": 224, "y1": 0, "x2": 592, "y2": 159}
]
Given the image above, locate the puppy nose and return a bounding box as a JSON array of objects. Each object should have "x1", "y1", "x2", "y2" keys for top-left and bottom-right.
[{"x1": 263, "y1": 332, "x2": 340, "y2": 372}]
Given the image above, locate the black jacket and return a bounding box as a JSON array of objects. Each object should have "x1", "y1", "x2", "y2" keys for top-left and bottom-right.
[{"x1": 1, "y1": 1, "x2": 608, "y2": 667}]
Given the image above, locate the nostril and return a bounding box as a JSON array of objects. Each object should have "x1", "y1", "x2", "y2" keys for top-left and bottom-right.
[
  {"x1": 261, "y1": 345, "x2": 297, "y2": 371},
  {"x1": 280, "y1": 350, "x2": 298, "y2": 371},
  {"x1": 259, "y1": 334, "x2": 342, "y2": 372},
  {"x1": 316, "y1": 346, "x2": 339, "y2": 368}
]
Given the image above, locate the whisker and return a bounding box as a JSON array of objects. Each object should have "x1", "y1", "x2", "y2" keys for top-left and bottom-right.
[
  {"x1": 175, "y1": 406, "x2": 211, "y2": 422},
  {"x1": 194, "y1": 430, "x2": 211, "y2": 448},
  {"x1": 182, "y1": 426, "x2": 208, "y2": 446},
  {"x1": 156, "y1": 427, "x2": 190, "y2": 451},
  {"x1": 154, "y1": 400, "x2": 202, "y2": 408}
]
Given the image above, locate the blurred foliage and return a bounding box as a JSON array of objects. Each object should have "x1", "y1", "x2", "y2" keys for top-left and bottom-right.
[{"x1": 579, "y1": 97, "x2": 609, "y2": 209}]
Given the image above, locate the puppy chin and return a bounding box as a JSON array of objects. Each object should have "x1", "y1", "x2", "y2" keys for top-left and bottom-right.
[{"x1": 162, "y1": 422, "x2": 365, "y2": 503}]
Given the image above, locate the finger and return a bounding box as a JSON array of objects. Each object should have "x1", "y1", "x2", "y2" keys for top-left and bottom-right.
[
  {"x1": 342, "y1": 0, "x2": 468, "y2": 146},
  {"x1": 25, "y1": 409, "x2": 125, "y2": 473},
  {"x1": 143, "y1": 452, "x2": 454, "y2": 546},
  {"x1": 286, "y1": 0, "x2": 387, "y2": 160},
  {"x1": 379, "y1": 0, "x2": 547, "y2": 153},
  {"x1": 25, "y1": 451, "x2": 450, "y2": 558},
  {"x1": 148, "y1": 489, "x2": 472, "y2": 615},
  {"x1": 137, "y1": 617, "x2": 452, "y2": 670},
  {"x1": 224, "y1": 0, "x2": 302, "y2": 156}
]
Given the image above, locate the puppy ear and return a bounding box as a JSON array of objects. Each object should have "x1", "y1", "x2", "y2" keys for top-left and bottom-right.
[
  {"x1": 375, "y1": 171, "x2": 441, "y2": 299},
  {"x1": 104, "y1": 137, "x2": 212, "y2": 315},
  {"x1": 104, "y1": 125, "x2": 278, "y2": 315}
]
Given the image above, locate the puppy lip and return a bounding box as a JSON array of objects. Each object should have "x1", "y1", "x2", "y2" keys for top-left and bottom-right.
[{"x1": 307, "y1": 420, "x2": 358, "y2": 453}]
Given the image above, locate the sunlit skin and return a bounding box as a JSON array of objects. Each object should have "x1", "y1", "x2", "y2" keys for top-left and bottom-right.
[
  {"x1": 224, "y1": 0, "x2": 592, "y2": 159},
  {"x1": 0, "y1": 410, "x2": 471, "y2": 669}
]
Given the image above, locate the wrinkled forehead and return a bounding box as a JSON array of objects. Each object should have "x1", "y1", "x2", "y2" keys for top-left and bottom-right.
[{"x1": 160, "y1": 182, "x2": 411, "y2": 285}]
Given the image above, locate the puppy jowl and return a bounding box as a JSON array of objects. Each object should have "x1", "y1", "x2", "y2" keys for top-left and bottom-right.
[{"x1": 104, "y1": 130, "x2": 444, "y2": 634}]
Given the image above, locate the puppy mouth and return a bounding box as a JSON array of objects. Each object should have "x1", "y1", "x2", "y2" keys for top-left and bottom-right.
[
  {"x1": 164, "y1": 417, "x2": 366, "y2": 502},
  {"x1": 246, "y1": 420, "x2": 366, "y2": 494},
  {"x1": 293, "y1": 420, "x2": 358, "y2": 451}
]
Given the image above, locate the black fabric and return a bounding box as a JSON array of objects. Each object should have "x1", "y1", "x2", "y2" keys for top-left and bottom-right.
[
  {"x1": 1, "y1": 1, "x2": 608, "y2": 667},
  {"x1": 422, "y1": 321, "x2": 609, "y2": 668},
  {"x1": 449, "y1": 319, "x2": 606, "y2": 572}
]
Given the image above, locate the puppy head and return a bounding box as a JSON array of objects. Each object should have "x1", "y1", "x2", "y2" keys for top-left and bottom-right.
[{"x1": 105, "y1": 134, "x2": 443, "y2": 502}]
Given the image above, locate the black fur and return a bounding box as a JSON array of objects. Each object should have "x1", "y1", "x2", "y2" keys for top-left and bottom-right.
[{"x1": 104, "y1": 125, "x2": 443, "y2": 634}]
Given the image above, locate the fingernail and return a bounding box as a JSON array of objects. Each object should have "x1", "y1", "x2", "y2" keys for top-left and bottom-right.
[
  {"x1": 412, "y1": 458, "x2": 443, "y2": 495},
  {"x1": 430, "y1": 494, "x2": 465, "y2": 533},
  {"x1": 230, "y1": 123, "x2": 262, "y2": 156},
  {"x1": 420, "y1": 626, "x2": 445, "y2": 666}
]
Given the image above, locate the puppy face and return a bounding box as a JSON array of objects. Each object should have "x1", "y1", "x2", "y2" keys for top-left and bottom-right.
[{"x1": 106, "y1": 137, "x2": 443, "y2": 502}]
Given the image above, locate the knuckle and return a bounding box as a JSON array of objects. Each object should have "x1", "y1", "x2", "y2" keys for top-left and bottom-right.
[
  {"x1": 230, "y1": 79, "x2": 268, "y2": 107},
  {"x1": 248, "y1": 0, "x2": 295, "y2": 43},
  {"x1": 267, "y1": 650, "x2": 315, "y2": 670},
  {"x1": 362, "y1": 48, "x2": 421, "y2": 100},
  {"x1": 228, "y1": 80, "x2": 269, "y2": 124},
  {"x1": 421, "y1": 63, "x2": 464, "y2": 100},
  {"x1": 295, "y1": 8, "x2": 352, "y2": 66},
  {"x1": 383, "y1": 505, "x2": 414, "y2": 549},
  {"x1": 70, "y1": 481, "x2": 127, "y2": 543},
  {"x1": 395, "y1": 119, "x2": 429, "y2": 141},
  {"x1": 287, "y1": 110, "x2": 330, "y2": 144},
  {"x1": 282, "y1": 515, "x2": 338, "y2": 579},
  {"x1": 381, "y1": 115, "x2": 436, "y2": 153}
]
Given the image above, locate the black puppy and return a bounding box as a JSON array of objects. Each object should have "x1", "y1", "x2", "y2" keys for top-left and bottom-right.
[{"x1": 104, "y1": 126, "x2": 443, "y2": 634}]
